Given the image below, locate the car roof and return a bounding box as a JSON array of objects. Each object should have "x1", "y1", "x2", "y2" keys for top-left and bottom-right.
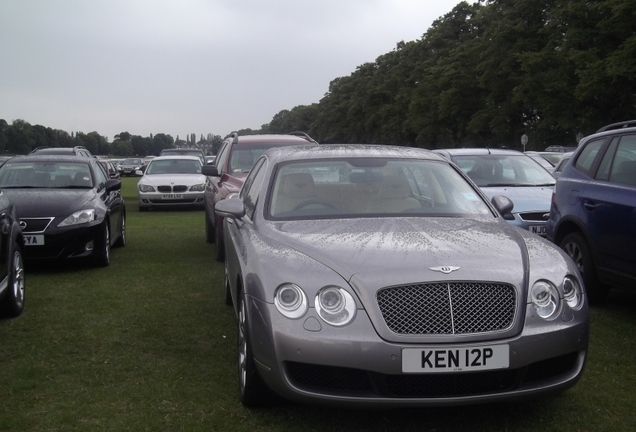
[
  {"x1": 263, "y1": 144, "x2": 447, "y2": 165},
  {"x1": 233, "y1": 134, "x2": 318, "y2": 147},
  {"x1": 149, "y1": 155, "x2": 201, "y2": 162},
  {"x1": 432, "y1": 148, "x2": 525, "y2": 157},
  {"x1": 8, "y1": 155, "x2": 93, "y2": 164}
]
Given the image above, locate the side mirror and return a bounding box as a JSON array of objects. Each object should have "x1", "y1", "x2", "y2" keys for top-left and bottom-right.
[
  {"x1": 491, "y1": 195, "x2": 515, "y2": 220},
  {"x1": 134, "y1": 169, "x2": 143, "y2": 176},
  {"x1": 202, "y1": 165, "x2": 220, "y2": 177},
  {"x1": 105, "y1": 179, "x2": 122, "y2": 192},
  {"x1": 215, "y1": 198, "x2": 245, "y2": 219}
]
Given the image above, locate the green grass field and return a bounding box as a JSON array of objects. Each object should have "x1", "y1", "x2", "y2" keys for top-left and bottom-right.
[{"x1": 1, "y1": 177, "x2": 635, "y2": 431}]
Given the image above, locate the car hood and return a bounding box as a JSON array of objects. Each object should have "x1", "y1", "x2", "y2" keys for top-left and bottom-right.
[
  {"x1": 479, "y1": 186, "x2": 553, "y2": 213},
  {"x1": 140, "y1": 173, "x2": 206, "y2": 186},
  {"x1": 265, "y1": 217, "x2": 527, "y2": 287},
  {"x1": 2, "y1": 189, "x2": 95, "y2": 218}
]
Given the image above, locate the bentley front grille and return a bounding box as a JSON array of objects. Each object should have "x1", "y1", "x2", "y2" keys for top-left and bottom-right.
[{"x1": 376, "y1": 282, "x2": 516, "y2": 335}]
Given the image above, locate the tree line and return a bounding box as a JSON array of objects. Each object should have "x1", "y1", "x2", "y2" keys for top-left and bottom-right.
[
  {"x1": 0, "y1": 119, "x2": 223, "y2": 157},
  {"x1": 253, "y1": 0, "x2": 636, "y2": 150}
]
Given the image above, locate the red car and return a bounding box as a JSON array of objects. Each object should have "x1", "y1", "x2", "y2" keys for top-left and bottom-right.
[{"x1": 202, "y1": 132, "x2": 318, "y2": 261}]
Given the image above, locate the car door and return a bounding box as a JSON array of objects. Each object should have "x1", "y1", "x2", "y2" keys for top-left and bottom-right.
[
  {"x1": 225, "y1": 157, "x2": 268, "y2": 302},
  {"x1": 584, "y1": 134, "x2": 636, "y2": 277},
  {"x1": 94, "y1": 161, "x2": 122, "y2": 240}
]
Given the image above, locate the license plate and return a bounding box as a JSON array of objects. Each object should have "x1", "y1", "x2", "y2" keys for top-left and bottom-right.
[
  {"x1": 530, "y1": 225, "x2": 547, "y2": 236},
  {"x1": 161, "y1": 194, "x2": 183, "y2": 200},
  {"x1": 402, "y1": 345, "x2": 509, "y2": 373},
  {"x1": 24, "y1": 235, "x2": 45, "y2": 246}
]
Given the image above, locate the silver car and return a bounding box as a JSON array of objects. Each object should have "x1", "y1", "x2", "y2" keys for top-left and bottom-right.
[
  {"x1": 137, "y1": 156, "x2": 205, "y2": 211},
  {"x1": 216, "y1": 145, "x2": 588, "y2": 408},
  {"x1": 433, "y1": 149, "x2": 556, "y2": 237}
]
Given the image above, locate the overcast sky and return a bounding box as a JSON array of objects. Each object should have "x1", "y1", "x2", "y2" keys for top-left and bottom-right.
[{"x1": 1, "y1": 0, "x2": 460, "y2": 142}]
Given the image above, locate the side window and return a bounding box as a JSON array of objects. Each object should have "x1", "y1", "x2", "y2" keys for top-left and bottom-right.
[
  {"x1": 242, "y1": 158, "x2": 267, "y2": 220},
  {"x1": 215, "y1": 141, "x2": 231, "y2": 174},
  {"x1": 609, "y1": 134, "x2": 636, "y2": 186},
  {"x1": 574, "y1": 138, "x2": 605, "y2": 175},
  {"x1": 596, "y1": 138, "x2": 619, "y2": 181},
  {"x1": 93, "y1": 161, "x2": 108, "y2": 189}
]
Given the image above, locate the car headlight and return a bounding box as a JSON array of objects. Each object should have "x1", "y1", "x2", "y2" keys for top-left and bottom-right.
[
  {"x1": 315, "y1": 286, "x2": 356, "y2": 326},
  {"x1": 530, "y1": 280, "x2": 560, "y2": 319},
  {"x1": 138, "y1": 184, "x2": 156, "y2": 192},
  {"x1": 58, "y1": 209, "x2": 96, "y2": 227},
  {"x1": 274, "y1": 284, "x2": 308, "y2": 319},
  {"x1": 189, "y1": 183, "x2": 205, "y2": 192},
  {"x1": 563, "y1": 275, "x2": 583, "y2": 310}
]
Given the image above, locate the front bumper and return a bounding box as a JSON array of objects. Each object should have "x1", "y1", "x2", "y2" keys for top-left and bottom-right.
[
  {"x1": 246, "y1": 297, "x2": 588, "y2": 407},
  {"x1": 138, "y1": 192, "x2": 205, "y2": 208},
  {"x1": 23, "y1": 220, "x2": 105, "y2": 260}
]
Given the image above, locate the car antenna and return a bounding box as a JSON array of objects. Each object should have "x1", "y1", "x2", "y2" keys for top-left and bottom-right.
[{"x1": 478, "y1": 133, "x2": 492, "y2": 154}]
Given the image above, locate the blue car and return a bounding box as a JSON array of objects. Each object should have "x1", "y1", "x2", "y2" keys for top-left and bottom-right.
[
  {"x1": 547, "y1": 120, "x2": 636, "y2": 303},
  {"x1": 433, "y1": 149, "x2": 556, "y2": 237}
]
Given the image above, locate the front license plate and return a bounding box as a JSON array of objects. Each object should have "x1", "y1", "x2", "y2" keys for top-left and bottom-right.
[
  {"x1": 402, "y1": 345, "x2": 509, "y2": 373},
  {"x1": 24, "y1": 235, "x2": 45, "y2": 246},
  {"x1": 530, "y1": 225, "x2": 547, "y2": 236},
  {"x1": 161, "y1": 194, "x2": 183, "y2": 200}
]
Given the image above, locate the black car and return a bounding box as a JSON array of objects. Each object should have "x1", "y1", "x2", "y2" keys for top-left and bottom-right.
[
  {"x1": 0, "y1": 191, "x2": 25, "y2": 317},
  {"x1": 0, "y1": 156, "x2": 126, "y2": 266}
]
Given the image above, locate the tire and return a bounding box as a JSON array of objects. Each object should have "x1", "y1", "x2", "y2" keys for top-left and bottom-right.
[
  {"x1": 560, "y1": 232, "x2": 608, "y2": 304},
  {"x1": 205, "y1": 207, "x2": 215, "y2": 244},
  {"x1": 215, "y1": 216, "x2": 225, "y2": 262},
  {"x1": 0, "y1": 244, "x2": 25, "y2": 318},
  {"x1": 94, "y1": 223, "x2": 111, "y2": 267},
  {"x1": 237, "y1": 290, "x2": 270, "y2": 407},
  {"x1": 114, "y1": 213, "x2": 126, "y2": 247}
]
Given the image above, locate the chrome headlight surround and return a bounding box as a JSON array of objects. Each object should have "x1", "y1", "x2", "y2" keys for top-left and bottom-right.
[
  {"x1": 562, "y1": 275, "x2": 583, "y2": 310},
  {"x1": 138, "y1": 183, "x2": 156, "y2": 193},
  {"x1": 189, "y1": 183, "x2": 205, "y2": 192},
  {"x1": 274, "y1": 283, "x2": 308, "y2": 319},
  {"x1": 530, "y1": 280, "x2": 560, "y2": 320},
  {"x1": 58, "y1": 209, "x2": 96, "y2": 227},
  {"x1": 315, "y1": 286, "x2": 356, "y2": 326}
]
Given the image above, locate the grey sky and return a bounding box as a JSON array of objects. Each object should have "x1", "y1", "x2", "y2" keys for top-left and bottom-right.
[{"x1": 1, "y1": 0, "x2": 460, "y2": 141}]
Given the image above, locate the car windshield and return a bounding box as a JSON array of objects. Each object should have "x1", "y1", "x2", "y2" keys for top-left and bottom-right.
[
  {"x1": 452, "y1": 155, "x2": 556, "y2": 187},
  {"x1": 122, "y1": 159, "x2": 142, "y2": 165},
  {"x1": 0, "y1": 161, "x2": 93, "y2": 188},
  {"x1": 268, "y1": 158, "x2": 492, "y2": 220},
  {"x1": 146, "y1": 159, "x2": 201, "y2": 174},
  {"x1": 229, "y1": 148, "x2": 272, "y2": 173}
]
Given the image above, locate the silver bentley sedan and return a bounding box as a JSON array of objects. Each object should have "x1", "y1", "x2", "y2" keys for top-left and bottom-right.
[{"x1": 215, "y1": 145, "x2": 589, "y2": 408}]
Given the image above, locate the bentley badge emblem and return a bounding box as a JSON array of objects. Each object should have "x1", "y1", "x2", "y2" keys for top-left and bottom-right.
[{"x1": 430, "y1": 266, "x2": 460, "y2": 274}]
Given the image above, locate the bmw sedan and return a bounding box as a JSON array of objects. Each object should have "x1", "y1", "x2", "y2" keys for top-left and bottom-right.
[
  {"x1": 0, "y1": 155, "x2": 126, "y2": 266},
  {"x1": 215, "y1": 144, "x2": 589, "y2": 408},
  {"x1": 137, "y1": 156, "x2": 205, "y2": 211}
]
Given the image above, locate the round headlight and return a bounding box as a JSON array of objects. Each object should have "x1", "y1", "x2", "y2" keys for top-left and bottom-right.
[
  {"x1": 315, "y1": 286, "x2": 356, "y2": 326},
  {"x1": 563, "y1": 276, "x2": 583, "y2": 309},
  {"x1": 531, "y1": 281, "x2": 560, "y2": 319},
  {"x1": 274, "y1": 284, "x2": 307, "y2": 319}
]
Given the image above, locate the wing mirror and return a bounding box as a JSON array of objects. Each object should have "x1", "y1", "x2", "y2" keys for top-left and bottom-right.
[
  {"x1": 491, "y1": 195, "x2": 515, "y2": 220},
  {"x1": 215, "y1": 198, "x2": 245, "y2": 219}
]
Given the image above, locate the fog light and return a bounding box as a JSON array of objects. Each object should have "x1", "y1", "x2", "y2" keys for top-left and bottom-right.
[{"x1": 85, "y1": 240, "x2": 94, "y2": 251}]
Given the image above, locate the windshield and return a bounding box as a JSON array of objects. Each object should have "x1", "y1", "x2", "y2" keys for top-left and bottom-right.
[
  {"x1": 146, "y1": 159, "x2": 201, "y2": 174},
  {"x1": 122, "y1": 159, "x2": 142, "y2": 165},
  {"x1": 0, "y1": 161, "x2": 93, "y2": 188},
  {"x1": 452, "y1": 155, "x2": 556, "y2": 187},
  {"x1": 268, "y1": 158, "x2": 492, "y2": 220},
  {"x1": 229, "y1": 148, "x2": 273, "y2": 173}
]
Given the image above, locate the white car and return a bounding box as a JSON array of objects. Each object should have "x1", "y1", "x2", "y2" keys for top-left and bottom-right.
[{"x1": 137, "y1": 156, "x2": 206, "y2": 211}]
